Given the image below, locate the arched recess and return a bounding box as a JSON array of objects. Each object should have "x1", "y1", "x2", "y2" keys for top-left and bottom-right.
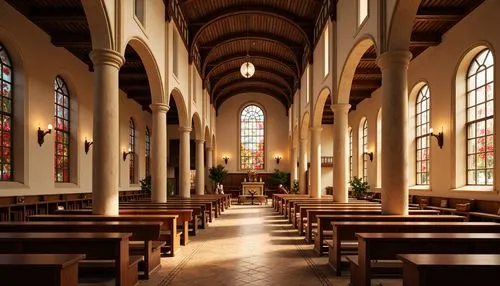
[
  {"x1": 453, "y1": 43, "x2": 494, "y2": 188},
  {"x1": 300, "y1": 112, "x2": 310, "y2": 140},
  {"x1": 408, "y1": 81, "x2": 429, "y2": 186},
  {"x1": 124, "y1": 37, "x2": 165, "y2": 104},
  {"x1": 0, "y1": 32, "x2": 27, "y2": 183},
  {"x1": 358, "y1": 117, "x2": 368, "y2": 180},
  {"x1": 312, "y1": 87, "x2": 331, "y2": 127},
  {"x1": 386, "y1": 0, "x2": 421, "y2": 52},
  {"x1": 204, "y1": 126, "x2": 211, "y2": 147},
  {"x1": 81, "y1": 0, "x2": 114, "y2": 50},
  {"x1": 336, "y1": 36, "x2": 377, "y2": 104},
  {"x1": 191, "y1": 112, "x2": 203, "y2": 141},
  {"x1": 169, "y1": 88, "x2": 189, "y2": 128}
]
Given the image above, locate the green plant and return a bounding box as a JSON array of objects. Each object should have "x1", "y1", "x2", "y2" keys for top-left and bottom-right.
[
  {"x1": 140, "y1": 175, "x2": 151, "y2": 193},
  {"x1": 349, "y1": 176, "x2": 370, "y2": 199},
  {"x1": 291, "y1": 180, "x2": 299, "y2": 194},
  {"x1": 208, "y1": 164, "x2": 228, "y2": 184},
  {"x1": 270, "y1": 169, "x2": 288, "y2": 187}
]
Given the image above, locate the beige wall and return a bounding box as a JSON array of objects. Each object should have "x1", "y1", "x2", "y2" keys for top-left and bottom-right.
[
  {"x1": 0, "y1": 1, "x2": 151, "y2": 196},
  {"x1": 321, "y1": 124, "x2": 334, "y2": 193},
  {"x1": 216, "y1": 93, "x2": 290, "y2": 173}
]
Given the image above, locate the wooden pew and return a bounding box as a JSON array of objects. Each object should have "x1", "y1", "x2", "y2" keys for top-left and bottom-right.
[
  {"x1": 285, "y1": 197, "x2": 341, "y2": 219},
  {"x1": 398, "y1": 254, "x2": 500, "y2": 286},
  {"x1": 0, "y1": 220, "x2": 164, "y2": 278},
  {"x1": 314, "y1": 213, "x2": 465, "y2": 254},
  {"x1": 302, "y1": 208, "x2": 440, "y2": 240},
  {"x1": 329, "y1": 221, "x2": 500, "y2": 276},
  {"x1": 161, "y1": 199, "x2": 219, "y2": 219},
  {"x1": 353, "y1": 232, "x2": 500, "y2": 286},
  {"x1": 290, "y1": 200, "x2": 379, "y2": 222},
  {"x1": 0, "y1": 232, "x2": 133, "y2": 286},
  {"x1": 0, "y1": 253, "x2": 85, "y2": 286},
  {"x1": 294, "y1": 204, "x2": 382, "y2": 228}
]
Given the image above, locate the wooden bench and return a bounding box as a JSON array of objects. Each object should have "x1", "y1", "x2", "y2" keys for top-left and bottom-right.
[
  {"x1": 398, "y1": 254, "x2": 500, "y2": 286},
  {"x1": 119, "y1": 203, "x2": 207, "y2": 229},
  {"x1": 295, "y1": 203, "x2": 382, "y2": 229},
  {"x1": 353, "y1": 232, "x2": 500, "y2": 286},
  {"x1": 314, "y1": 214, "x2": 465, "y2": 255},
  {"x1": 2, "y1": 220, "x2": 164, "y2": 278},
  {"x1": 0, "y1": 253, "x2": 85, "y2": 286},
  {"x1": 0, "y1": 232, "x2": 133, "y2": 286},
  {"x1": 329, "y1": 221, "x2": 500, "y2": 276}
]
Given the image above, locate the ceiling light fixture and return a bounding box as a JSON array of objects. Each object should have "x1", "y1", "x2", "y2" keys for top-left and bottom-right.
[{"x1": 241, "y1": 4, "x2": 255, "y2": 78}]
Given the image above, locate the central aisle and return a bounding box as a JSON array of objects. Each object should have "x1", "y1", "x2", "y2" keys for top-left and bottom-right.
[{"x1": 141, "y1": 203, "x2": 350, "y2": 286}]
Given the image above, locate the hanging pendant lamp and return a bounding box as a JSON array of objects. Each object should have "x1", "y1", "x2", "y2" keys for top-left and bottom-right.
[{"x1": 240, "y1": 60, "x2": 255, "y2": 78}]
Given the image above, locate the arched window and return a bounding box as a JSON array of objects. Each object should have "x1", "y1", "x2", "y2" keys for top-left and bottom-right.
[
  {"x1": 145, "y1": 127, "x2": 151, "y2": 177},
  {"x1": 466, "y1": 49, "x2": 494, "y2": 185},
  {"x1": 362, "y1": 120, "x2": 368, "y2": 182},
  {"x1": 54, "y1": 76, "x2": 70, "y2": 182},
  {"x1": 129, "y1": 118, "x2": 136, "y2": 184},
  {"x1": 416, "y1": 85, "x2": 430, "y2": 185},
  {"x1": 0, "y1": 44, "x2": 13, "y2": 181},
  {"x1": 240, "y1": 105, "x2": 265, "y2": 170}
]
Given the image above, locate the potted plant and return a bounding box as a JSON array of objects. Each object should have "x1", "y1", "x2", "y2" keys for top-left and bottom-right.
[
  {"x1": 269, "y1": 169, "x2": 289, "y2": 188},
  {"x1": 208, "y1": 164, "x2": 228, "y2": 190},
  {"x1": 291, "y1": 180, "x2": 299, "y2": 194},
  {"x1": 140, "y1": 175, "x2": 151, "y2": 194},
  {"x1": 349, "y1": 176, "x2": 370, "y2": 199}
]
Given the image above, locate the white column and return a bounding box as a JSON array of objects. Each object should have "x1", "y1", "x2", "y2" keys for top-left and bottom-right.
[
  {"x1": 377, "y1": 51, "x2": 412, "y2": 215},
  {"x1": 310, "y1": 127, "x2": 322, "y2": 198},
  {"x1": 179, "y1": 127, "x2": 192, "y2": 198},
  {"x1": 195, "y1": 140, "x2": 205, "y2": 195},
  {"x1": 206, "y1": 147, "x2": 213, "y2": 192},
  {"x1": 299, "y1": 138, "x2": 308, "y2": 194},
  {"x1": 89, "y1": 49, "x2": 123, "y2": 215},
  {"x1": 332, "y1": 104, "x2": 351, "y2": 202},
  {"x1": 291, "y1": 146, "x2": 298, "y2": 181},
  {"x1": 150, "y1": 103, "x2": 169, "y2": 202}
]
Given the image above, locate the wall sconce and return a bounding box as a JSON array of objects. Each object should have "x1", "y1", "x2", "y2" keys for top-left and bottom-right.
[
  {"x1": 123, "y1": 147, "x2": 134, "y2": 161},
  {"x1": 429, "y1": 127, "x2": 444, "y2": 149},
  {"x1": 222, "y1": 156, "x2": 229, "y2": 164},
  {"x1": 363, "y1": 152, "x2": 374, "y2": 162},
  {"x1": 84, "y1": 138, "x2": 94, "y2": 154},
  {"x1": 275, "y1": 155, "x2": 282, "y2": 165},
  {"x1": 37, "y1": 124, "x2": 53, "y2": 146}
]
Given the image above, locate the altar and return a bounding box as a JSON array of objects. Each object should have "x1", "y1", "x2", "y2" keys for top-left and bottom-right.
[{"x1": 241, "y1": 181, "x2": 265, "y2": 196}]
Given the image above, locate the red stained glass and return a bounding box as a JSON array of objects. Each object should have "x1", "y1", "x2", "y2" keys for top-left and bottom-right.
[
  {"x1": 0, "y1": 44, "x2": 13, "y2": 181},
  {"x1": 54, "y1": 76, "x2": 70, "y2": 182},
  {"x1": 240, "y1": 105, "x2": 265, "y2": 170},
  {"x1": 129, "y1": 118, "x2": 136, "y2": 184}
]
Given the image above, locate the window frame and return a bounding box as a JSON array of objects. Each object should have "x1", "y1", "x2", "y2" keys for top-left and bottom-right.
[
  {"x1": 129, "y1": 118, "x2": 136, "y2": 184},
  {"x1": 54, "y1": 76, "x2": 71, "y2": 183},
  {"x1": 239, "y1": 104, "x2": 265, "y2": 171},
  {"x1": 145, "y1": 126, "x2": 151, "y2": 177},
  {"x1": 362, "y1": 119, "x2": 368, "y2": 182},
  {"x1": 0, "y1": 44, "x2": 13, "y2": 181},
  {"x1": 415, "y1": 85, "x2": 431, "y2": 185}
]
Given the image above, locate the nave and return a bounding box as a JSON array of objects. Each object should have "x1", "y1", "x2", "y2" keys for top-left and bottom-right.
[{"x1": 142, "y1": 203, "x2": 348, "y2": 286}]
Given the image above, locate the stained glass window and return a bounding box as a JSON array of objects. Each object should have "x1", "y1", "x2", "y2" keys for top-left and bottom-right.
[
  {"x1": 416, "y1": 85, "x2": 430, "y2": 185},
  {"x1": 240, "y1": 105, "x2": 265, "y2": 170},
  {"x1": 362, "y1": 119, "x2": 368, "y2": 182},
  {"x1": 0, "y1": 44, "x2": 13, "y2": 181},
  {"x1": 129, "y1": 118, "x2": 136, "y2": 184},
  {"x1": 54, "y1": 76, "x2": 70, "y2": 182},
  {"x1": 466, "y1": 49, "x2": 494, "y2": 185},
  {"x1": 145, "y1": 127, "x2": 151, "y2": 177}
]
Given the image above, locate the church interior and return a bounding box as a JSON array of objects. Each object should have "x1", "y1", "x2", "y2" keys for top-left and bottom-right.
[{"x1": 0, "y1": 0, "x2": 499, "y2": 285}]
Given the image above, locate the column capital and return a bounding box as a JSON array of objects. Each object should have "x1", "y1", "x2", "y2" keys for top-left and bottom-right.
[
  {"x1": 196, "y1": 139, "x2": 205, "y2": 144},
  {"x1": 150, "y1": 103, "x2": 170, "y2": 113},
  {"x1": 89, "y1": 49, "x2": 124, "y2": 69},
  {"x1": 376, "y1": 51, "x2": 412, "y2": 70},
  {"x1": 330, "y1": 103, "x2": 351, "y2": 113},
  {"x1": 179, "y1": 126, "x2": 192, "y2": 133},
  {"x1": 310, "y1": 126, "x2": 323, "y2": 133}
]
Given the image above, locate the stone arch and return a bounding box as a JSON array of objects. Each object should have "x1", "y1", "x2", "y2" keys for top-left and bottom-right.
[
  {"x1": 169, "y1": 88, "x2": 189, "y2": 128},
  {"x1": 300, "y1": 112, "x2": 310, "y2": 140},
  {"x1": 124, "y1": 37, "x2": 165, "y2": 105},
  {"x1": 336, "y1": 36, "x2": 377, "y2": 104},
  {"x1": 191, "y1": 112, "x2": 203, "y2": 140},
  {"x1": 312, "y1": 87, "x2": 331, "y2": 127},
  {"x1": 386, "y1": 0, "x2": 421, "y2": 52},
  {"x1": 204, "y1": 126, "x2": 211, "y2": 147},
  {"x1": 81, "y1": 0, "x2": 114, "y2": 50}
]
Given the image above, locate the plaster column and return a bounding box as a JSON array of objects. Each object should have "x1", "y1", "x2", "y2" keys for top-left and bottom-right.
[
  {"x1": 332, "y1": 104, "x2": 351, "y2": 203},
  {"x1": 196, "y1": 140, "x2": 205, "y2": 195},
  {"x1": 291, "y1": 146, "x2": 298, "y2": 181},
  {"x1": 150, "y1": 103, "x2": 169, "y2": 202},
  {"x1": 206, "y1": 147, "x2": 213, "y2": 192},
  {"x1": 299, "y1": 138, "x2": 308, "y2": 194},
  {"x1": 377, "y1": 51, "x2": 412, "y2": 215},
  {"x1": 89, "y1": 49, "x2": 124, "y2": 215},
  {"x1": 310, "y1": 127, "x2": 322, "y2": 198},
  {"x1": 179, "y1": 127, "x2": 192, "y2": 198}
]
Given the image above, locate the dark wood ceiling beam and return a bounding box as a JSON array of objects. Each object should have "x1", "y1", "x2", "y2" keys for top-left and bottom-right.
[
  {"x1": 354, "y1": 68, "x2": 381, "y2": 77},
  {"x1": 212, "y1": 73, "x2": 292, "y2": 97},
  {"x1": 119, "y1": 73, "x2": 148, "y2": 80},
  {"x1": 210, "y1": 66, "x2": 295, "y2": 88},
  {"x1": 51, "y1": 34, "x2": 91, "y2": 48},
  {"x1": 119, "y1": 85, "x2": 150, "y2": 91},
  {"x1": 30, "y1": 9, "x2": 87, "y2": 24},
  {"x1": 216, "y1": 80, "x2": 289, "y2": 100},
  {"x1": 351, "y1": 79, "x2": 381, "y2": 90},
  {"x1": 215, "y1": 87, "x2": 289, "y2": 111},
  {"x1": 410, "y1": 32, "x2": 441, "y2": 47},
  {"x1": 349, "y1": 90, "x2": 372, "y2": 99},
  {"x1": 416, "y1": 7, "x2": 466, "y2": 18}
]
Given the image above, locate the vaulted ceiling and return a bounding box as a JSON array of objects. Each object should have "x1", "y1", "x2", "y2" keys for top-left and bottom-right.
[{"x1": 5, "y1": 0, "x2": 487, "y2": 125}]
